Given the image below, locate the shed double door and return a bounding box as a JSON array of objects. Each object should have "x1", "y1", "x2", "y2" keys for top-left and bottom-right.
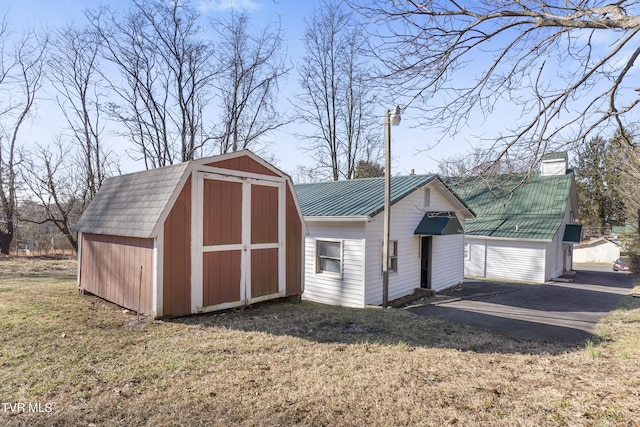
[{"x1": 193, "y1": 171, "x2": 286, "y2": 313}]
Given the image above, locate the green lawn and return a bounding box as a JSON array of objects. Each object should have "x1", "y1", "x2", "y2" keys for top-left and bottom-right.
[{"x1": 1, "y1": 257, "x2": 639, "y2": 426}]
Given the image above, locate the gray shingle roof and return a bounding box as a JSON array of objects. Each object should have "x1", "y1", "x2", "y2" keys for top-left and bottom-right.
[
  {"x1": 295, "y1": 174, "x2": 442, "y2": 217},
  {"x1": 75, "y1": 162, "x2": 190, "y2": 238}
]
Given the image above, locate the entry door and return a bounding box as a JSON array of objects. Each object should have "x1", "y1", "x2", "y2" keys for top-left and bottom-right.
[
  {"x1": 193, "y1": 172, "x2": 285, "y2": 313},
  {"x1": 421, "y1": 237, "x2": 432, "y2": 289}
]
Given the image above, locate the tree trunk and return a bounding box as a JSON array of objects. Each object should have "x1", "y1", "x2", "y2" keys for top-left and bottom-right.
[{"x1": 0, "y1": 220, "x2": 14, "y2": 254}]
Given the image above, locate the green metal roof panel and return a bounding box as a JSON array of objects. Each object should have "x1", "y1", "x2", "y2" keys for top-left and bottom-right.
[
  {"x1": 414, "y1": 211, "x2": 464, "y2": 235},
  {"x1": 563, "y1": 224, "x2": 582, "y2": 243},
  {"x1": 448, "y1": 173, "x2": 573, "y2": 240},
  {"x1": 465, "y1": 217, "x2": 564, "y2": 240},
  {"x1": 295, "y1": 174, "x2": 437, "y2": 217}
]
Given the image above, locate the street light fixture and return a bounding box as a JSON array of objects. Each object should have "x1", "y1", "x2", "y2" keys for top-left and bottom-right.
[{"x1": 382, "y1": 105, "x2": 401, "y2": 308}]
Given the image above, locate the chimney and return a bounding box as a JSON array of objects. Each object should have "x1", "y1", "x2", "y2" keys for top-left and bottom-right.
[
  {"x1": 541, "y1": 152, "x2": 568, "y2": 176},
  {"x1": 410, "y1": 168, "x2": 415, "y2": 175}
]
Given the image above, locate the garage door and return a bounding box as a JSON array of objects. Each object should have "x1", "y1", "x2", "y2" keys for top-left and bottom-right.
[{"x1": 485, "y1": 240, "x2": 545, "y2": 283}]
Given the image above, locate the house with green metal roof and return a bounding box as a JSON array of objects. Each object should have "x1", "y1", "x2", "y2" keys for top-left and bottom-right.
[
  {"x1": 295, "y1": 175, "x2": 475, "y2": 307},
  {"x1": 447, "y1": 154, "x2": 581, "y2": 283}
]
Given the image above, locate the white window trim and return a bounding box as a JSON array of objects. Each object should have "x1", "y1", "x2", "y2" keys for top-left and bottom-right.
[{"x1": 315, "y1": 239, "x2": 344, "y2": 279}]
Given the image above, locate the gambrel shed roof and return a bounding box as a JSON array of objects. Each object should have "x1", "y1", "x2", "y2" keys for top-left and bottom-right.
[{"x1": 75, "y1": 150, "x2": 304, "y2": 240}]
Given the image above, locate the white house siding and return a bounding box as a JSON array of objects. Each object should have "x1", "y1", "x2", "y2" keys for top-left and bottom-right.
[
  {"x1": 546, "y1": 228, "x2": 564, "y2": 281},
  {"x1": 364, "y1": 183, "x2": 466, "y2": 305},
  {"x1": 465, "y1": 238, "x2": 487, "y2": 277},
  {"x1": 485, "y1": 240, "x2": 546, "y2": 283},
  {"x1": 544, "y1": 202, "x2": 578, "y2": 280},
  {"x1": 302, "y1": 222, "x2": 366, "y2": 307},
  {"x1": 430, "y1": 234, "x2": 465, "y2": 291}
]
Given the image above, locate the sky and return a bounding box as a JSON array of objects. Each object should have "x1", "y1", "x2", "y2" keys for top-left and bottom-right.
[{"x1": 4, "y1": 0, "x2": 519, "y2": 180}]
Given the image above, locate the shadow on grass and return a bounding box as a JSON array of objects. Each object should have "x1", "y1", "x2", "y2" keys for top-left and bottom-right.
[
  {"x1": 167, "y1": 269, "x2": 639, "y2": 356},
  {"x1": 165, "y1": 299, "x2": 582, "y2": 356}
]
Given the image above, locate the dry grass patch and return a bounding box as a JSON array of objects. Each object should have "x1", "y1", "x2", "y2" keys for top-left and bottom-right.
[{"x1": 1, "y1": 257, "x2": 639, "y2": 426}]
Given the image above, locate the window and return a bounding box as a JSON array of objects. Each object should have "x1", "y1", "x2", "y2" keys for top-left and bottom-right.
[
  {"x1": 382, "y1": 240, "x2": 398, "y2": 273},
  {"x1": 390, "y1": 241, "x2": 398, "y2": 272},
  {"x1": 316, "y1": 240, "x2": 342, "y2": 275}
]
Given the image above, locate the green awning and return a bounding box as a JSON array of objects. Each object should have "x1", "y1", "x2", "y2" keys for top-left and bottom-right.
[
  {"x1": 563, "y1": 224, "x2": 582, "y2": 243},
  {"x1": 414, "y1": 211, "x2": 464, "y2": 236}
]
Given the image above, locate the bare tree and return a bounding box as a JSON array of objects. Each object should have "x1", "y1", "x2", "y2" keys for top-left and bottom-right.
[
  {"x1": 292, "y1": 165, "x2": 325, "y2": 184},
  {"x1": 354, "y1": 0, "x2": 640, "y2": 167},
  {"x1": 49, "y1": 24, "x2": 115, "y2": 202},
  {"x1": 354, "y1": 160, "x2": 384, "y2": 178},
  {"x1": 13, "y1": 24, "x2": 120, "y2": 254},
  {"x1": 296, "y1": 0, "x2": 380, "y2": 181},
  {"x1": 89, "y1": 0, "x2": 216, "y2": 168},
  {"x1": 20, "y1": 142, "x2": 84, "y2": 252},
  {"x1": 0, "y1": 22, "x2": 48, "y2": 254},
  {"x1": 438, "y1": 147, "x2": 531, "y2": 178},
  {"x1": 607, "y1": 129, "x2": 639, "y2": 219},
  {"x1": 212, "y1": 11, "x2": 290, "y2": 154}
]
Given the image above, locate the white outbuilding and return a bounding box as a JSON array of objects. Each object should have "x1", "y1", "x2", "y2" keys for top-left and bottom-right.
[
  {"x1": 573, "y1": 237, "x2": 622, "y2": 264},
  {"x1": 295, "y1": 174, "x2": 475, "y2": 308},
  {"x1": 448, "y1": 153, "x2": 581, "y2": 283}
]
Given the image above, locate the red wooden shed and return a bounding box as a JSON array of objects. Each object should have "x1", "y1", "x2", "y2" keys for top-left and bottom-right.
[{"x1": 75, "y1": 150, "x2": 305, "y2": 318}]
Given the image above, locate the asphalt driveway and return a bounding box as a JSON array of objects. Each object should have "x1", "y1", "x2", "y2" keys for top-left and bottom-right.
[{"x1": 408, "y1": 265, "x2": 635, "y2": 344}]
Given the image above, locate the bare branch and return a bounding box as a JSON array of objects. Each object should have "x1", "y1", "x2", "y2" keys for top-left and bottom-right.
[
  {"x1": 0, "y1": 23, "x2": 48, "y2": 254},
  {"x1": 88, "y1": 0, "x2": 216, "y2": 168},
  {"x1": 353, "y1": 0, "x2": 640, "y2": 167},
  {"x1": 211, "y1": 11, "x2": 291, "y2": 155},
  {"x1": 296, "y1": 1, "x2": 381, "y2": 181}
]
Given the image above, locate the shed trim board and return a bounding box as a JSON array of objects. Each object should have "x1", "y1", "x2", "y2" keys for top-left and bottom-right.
[
  {"x1": 76, "y1": 150, "x2": 304, "y2": 318},
  {"x1": 76, "y1": 231, "x2": 82, "y2": 288},
  {"x1": 197, "y1": 165, "x2": 287, "y2": 184},
  {"x1": 153, "y1": 230, "x2": 163, "y2": 316},
  {"x1": 150, "y1": 164, "x2": 195, "y2": 239}
]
